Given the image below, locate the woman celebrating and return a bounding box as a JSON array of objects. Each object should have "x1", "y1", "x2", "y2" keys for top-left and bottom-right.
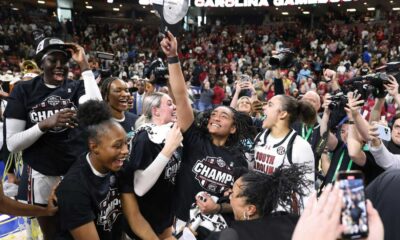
[
  {"x1": 100, "y1": 76, "x2": 138, "y2": 145},
  {"x1": 253, "y1": 95, "x2": 315, "y2": 211},
  {"x1": 120, "y1": 92, "x2": 183, "y2": 239},
  {"x1": 216, "y1": 165, "x2": 310, "y2": 240},
  {"x1": 161, "y1": 32, "x2": 249, "y2": 229},
  {"x1": 56, "y1": 100, "x2": 156, "y2": 240},
  {"x1": 4, "y1": 39, "x2": 101, "y2": 239}
]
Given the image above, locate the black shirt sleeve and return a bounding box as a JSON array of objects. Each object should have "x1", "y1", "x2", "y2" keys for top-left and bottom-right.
[{"x1": 4, "y1": 83, "x2": 27, "y2": 120}]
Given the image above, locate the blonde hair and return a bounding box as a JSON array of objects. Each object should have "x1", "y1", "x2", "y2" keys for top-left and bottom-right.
[{"x1": 135, "y1": 92, "x2": 167, "y2": 128}]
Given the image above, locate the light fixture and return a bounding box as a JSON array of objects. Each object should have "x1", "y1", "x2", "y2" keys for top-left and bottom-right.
[
  {"x1": 107, "y1": 0, "x2": 113, "y2": 3},
  {"x1": 119, "y1": 4, "x2": 122, "y2": 7},
  {"x1": 142, "y1": 6, "x2": 146, "y2": 8},
  {"x1": 11, "y1": 7, "x2": 18, "y2": 10},
  {"x1": 38, "y1": 0, "x2": 45, "y2": 4},
  {"x1": 282, "y1": 12, "x2": 289, "y2": 15},
  {"x1": 390, "y1": 0, "x2": 393, "y2": 3},
  {"x1": 297, "y1": 6, "x2": 301, "y2": 9},
  {"x1": 150, "y1": 10, "x2": 156, "y2": 13},
  {"x1": 364, "y1": 2, "x2": 367, "y2": 5},
  {"x1": 85, "y1": 5, "x2": 93, "y2": 9},
  {"x1": 303, "y1": 11, "x2": 310, "y2": 15},
  {"x1": 347, "y1": 8, "x2": 356, "y2": 12},
  {"x1": 367, "y1": 7, "x2": 375, "y2": 11},
  {"x1": 275, "y1": 7, "x2": 278, "y2": 10},
  {"x1": 394, "y1": 7, "x2": 400, "y2": 11},
  {"x1": 85, "y1": 1, "x2": 88, "y2": 4},
  {"x1": 113, "y1": 7, "x2": 120, "y2": 11},
  {"x1": 337, "y1": 3, "x2": 341, "y2": 7}
]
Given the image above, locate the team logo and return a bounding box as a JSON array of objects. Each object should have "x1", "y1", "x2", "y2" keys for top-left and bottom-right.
[
  {"x1": 97, "y1": 187, "x2": 122, "y2": 231},
  {"x1": 277, "y1": 146, "x2": 286, "y2": 155},
  {"x1": 164, "y1": 150, "x2": 181, "y2": 184},
  {"x1": 192, "y1": 156, "x2": 234, "y2": 194},
  {"x1": 29, "y1": 95, "x2": 77, "y2": 133}
]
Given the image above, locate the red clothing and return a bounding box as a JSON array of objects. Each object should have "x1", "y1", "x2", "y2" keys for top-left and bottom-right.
[{"x1": 212, "y1": 86, "x2": 225, "y2": 105}]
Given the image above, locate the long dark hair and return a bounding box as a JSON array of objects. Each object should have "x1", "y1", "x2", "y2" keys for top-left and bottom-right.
[
  {"x1": 278, "y1": 95, "x2": 316, "y2": 126},
  {"x1": 239, "y1": 164, "x2": 312, "y2": 217}
]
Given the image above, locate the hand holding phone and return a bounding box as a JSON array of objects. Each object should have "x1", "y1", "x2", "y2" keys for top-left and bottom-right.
[
  {"x1": 376, "y1": 124, "x2": 391, "y2": 141},
  {"x1": 337, "y1": 171, "x2": 369, "y2": 239}
]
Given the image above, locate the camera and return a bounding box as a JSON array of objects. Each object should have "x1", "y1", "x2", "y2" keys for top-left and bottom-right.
[
  {"x1": 344, "y1": 62, "x2": 400, "y2": 99},
  {"x1": 328, "y1": 92, "x2": 348, "y2": 111},
  {"x1": 269, "y1": 48, "x2": 296, "y2": 69},
  {"x1": 143, "y1": 58, "x2": 169, "y2": 85}
]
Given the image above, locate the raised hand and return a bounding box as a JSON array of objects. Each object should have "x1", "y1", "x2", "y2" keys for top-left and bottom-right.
[{"x1": 160, "y1": 31, "x2": 178, "y2": 58}]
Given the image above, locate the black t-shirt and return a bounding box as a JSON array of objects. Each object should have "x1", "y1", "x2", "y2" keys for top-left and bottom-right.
[
  {"x1": 325, "y1": 142, "x2": 384, "y2": 185},
  {"x1": 56, "y1": 154, "x2": 123, "y2": 240},
  {"x1": 366, "y1": 170, "x2": 400, "y2": 240},
  {"x1": 120, "y1": 129, "x2": 181, "y2": 234},
  {"x1": 292, "y1": 121, "x2": 321, "y2": 171},
  {"x1": 117, "y1": 112, "x2": 138, "y2": 134},
  {"x1": 209, "y1": 214, "x2": 298, "y2": 240},
  {"x1": 175, "y1": 123, "x2": 248, "y2": 221},
  {"x1": 4, "y1": 76, "x2": 86, "y2": 176},
  {"x1": 384, "y1": 140, "x2": 400, "y2": 154}
]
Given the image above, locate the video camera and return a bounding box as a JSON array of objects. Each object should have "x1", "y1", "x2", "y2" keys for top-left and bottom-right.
[
  {"x1": 344, "y1": 62, "x2": 400, "y2": 99},
  {"x1": 329, "y1": 92, "x2": 348, "y2": 111},
  {"x1": 143, "y1": 58, "x2": 169, "y2": 85},
  {"x1": 269, "y1": 48, "x2": 296, "y2": 69}
]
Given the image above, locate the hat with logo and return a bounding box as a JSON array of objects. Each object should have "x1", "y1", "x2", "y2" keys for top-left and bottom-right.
[{"x1": 35, "y1": 38, "x2": 72, "y2": 64}]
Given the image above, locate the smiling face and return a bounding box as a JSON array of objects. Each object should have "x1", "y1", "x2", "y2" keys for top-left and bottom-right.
[
  {"x1": 207, "y1": 106, "x2": 236, "y2": 138},
  {"x1": 107, "y1": 79, "x2": 130, "y2": 113},
  {"x1": 42, "y1": 51, "x2": 69, "y2": 85},
  {"x1": 154, "y1": 95, "x2": 177, "y2": 124},
  {"x1": 91, "y1": 123, "x2": 129, "y2": 173},
  {"x1": 237, "y1": 97, "x2": 252, "y2": 114}
]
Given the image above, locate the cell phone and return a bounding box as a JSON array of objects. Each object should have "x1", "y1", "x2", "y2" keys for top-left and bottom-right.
[
  {"x1": 376, "y1": 124, "x2": 391, "y2": 141},
  {"x1": 337, "y1": 171, "x2": 369, "y2": 239},
  {"x1": 240, "y1": 74, "x2": 251, "y2": 83}
]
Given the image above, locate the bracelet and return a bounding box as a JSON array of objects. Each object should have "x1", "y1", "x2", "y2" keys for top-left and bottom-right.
[{"x1": 167, "y1": 56, "x2": 179, "y2": 64}]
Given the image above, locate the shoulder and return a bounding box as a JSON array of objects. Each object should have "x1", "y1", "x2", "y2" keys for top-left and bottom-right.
[{"x1": 125, "y1": 111, "x2": 139, "y2": 122}]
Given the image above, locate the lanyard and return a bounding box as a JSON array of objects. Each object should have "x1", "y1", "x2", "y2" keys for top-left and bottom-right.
[
  {"x1": 301, "y1": 124, "x2": 313, "y2": 141},
  {"x1": 331, "y1": 149, "x2": 353, "y2": 182}
]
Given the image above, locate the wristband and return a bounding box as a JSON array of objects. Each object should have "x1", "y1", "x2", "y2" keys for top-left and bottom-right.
[
  {"x1": 348, "y1": 120, "x2": 355, "y2": 124},
  {"x1": 167, "y1": 56, "x2": 179, "y2": 64}
]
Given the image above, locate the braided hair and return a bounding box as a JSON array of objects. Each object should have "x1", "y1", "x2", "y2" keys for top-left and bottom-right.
[
  {"x1": 100, "y1": 77, "x2": 121, "y2": 102},
  {"x1": 239, "y1": 164, "x2": 312, "y2": 217}
]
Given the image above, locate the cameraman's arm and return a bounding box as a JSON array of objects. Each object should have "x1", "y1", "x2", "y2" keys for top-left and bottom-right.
[
  {"x1": 347, "y1": 122, "x2": 366, "y2": 167},
  {"x1": 230, "y1": 81, "x2": 241, "y2": 109},
  {"x1": 384, "y1": 75, "x2": 400, "y2": 110},
  {"x1": 368, "y1": 122, "x2": 400, "y2": 170},
  {"x1": 320, "y1": 94, "x2": 338, "y2": 151},
  {"x1": 369, "y1": 98, "x2": 384, "y2": 123},
  {"x1": 273, "y1": 69, "x2": 284, "y2": 95}
]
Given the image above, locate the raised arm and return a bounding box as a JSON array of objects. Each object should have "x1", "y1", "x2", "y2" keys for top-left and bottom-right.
[
  {"x1": 320, "y1": 94, "x2": 338, "y2": 151},
  {"x1": 134, "y1": 124, "x2": 183, "y2": 196},
  {"x1": 369, "y1": 122, "x2": 400, "y2": 170},
  {"x1": 160, "y1": 32, "x2": 194, "y2": 132}
]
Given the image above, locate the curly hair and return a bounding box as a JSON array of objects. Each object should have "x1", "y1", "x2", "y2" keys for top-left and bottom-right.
[
  {"x1": 239, "y1": 164, "x2": 312, "y2": 217},
  {"x1": 77, "y1": 100, "x2": 116, "y2": 143}
]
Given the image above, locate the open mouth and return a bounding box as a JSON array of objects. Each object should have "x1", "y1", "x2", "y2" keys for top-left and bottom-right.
[
  {"x1": 53, "y1": 69, "x2": 65, "y2": 81},
  {"x1": 113, "y1": 157, "x2": 126, "y2": 168},
  {"x1": 210, "y1": 123, "x2": 221, "y2": 128}
]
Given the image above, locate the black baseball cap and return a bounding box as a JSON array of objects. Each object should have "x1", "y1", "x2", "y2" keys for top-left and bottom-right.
[{"x1": 35, "y1": 38, "x2": 72, "y2": 64}]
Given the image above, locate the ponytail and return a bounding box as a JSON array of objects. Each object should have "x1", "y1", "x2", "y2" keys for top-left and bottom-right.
[{"x1": 278, "y1": 95, "x2": 316, "y2": 126}]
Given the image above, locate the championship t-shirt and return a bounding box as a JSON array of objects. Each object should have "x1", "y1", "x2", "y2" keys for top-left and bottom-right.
[
  {"x1": 120, "y1": 127, "x2": 181, "y2": 235},
  {"x1": 56, "y1": 154, "x2": 123, "y2": 240},
  {"x1": 4, "y1": 76, "x2": 86, "y2": 175},
  {"x1": 175, "y1": 123, "x2": 248, "y2": 221}
]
